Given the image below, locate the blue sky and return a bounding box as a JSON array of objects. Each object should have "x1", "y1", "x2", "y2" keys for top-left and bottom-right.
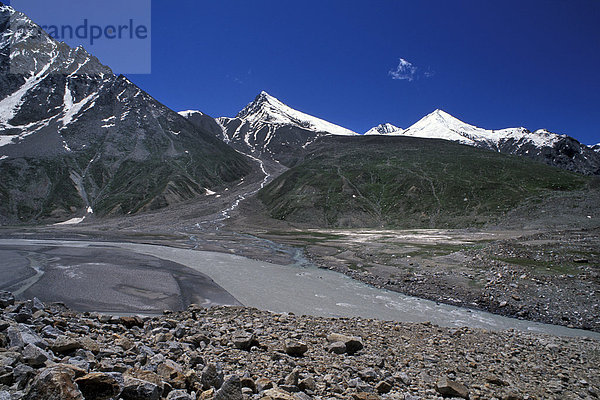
[{"x1": 13, "y1": 0, "x2": 600, "y2": 144}]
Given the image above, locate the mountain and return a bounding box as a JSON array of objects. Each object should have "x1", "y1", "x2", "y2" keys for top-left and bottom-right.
[
  {"x1": 0, "y1": 3, "x2": 251, "y2": 224},
  {"x1": 364, "y1": 123, "x2": 403, "y2": 135},
  {"x1": 368, "y1": 109, "x2": 600, "y2": 175},
  {"x1": 178, "y1": 110, "x2": 228, "y2": 142},
  {"x1": 592, "y1": 143, "x2": 600, "y2": 153},
  {"x1": 210, "y1": 91, "x2": 357, "y2": 165},
  {"x1": 258, "y1": 135, "x2": 591, "y2": 229}
]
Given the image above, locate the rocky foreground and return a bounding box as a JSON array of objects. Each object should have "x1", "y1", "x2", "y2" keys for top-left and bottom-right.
[{"x1": 1, "y1": 292, "x2": 599, "y2": 400}]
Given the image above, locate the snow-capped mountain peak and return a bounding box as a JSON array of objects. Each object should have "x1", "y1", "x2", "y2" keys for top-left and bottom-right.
[
  {"x1": 236, "y1": 91, "x2": 357, "y2": 136},
  {"x1": 364, "y1": 123, "x2": 404, "y2": 135}
]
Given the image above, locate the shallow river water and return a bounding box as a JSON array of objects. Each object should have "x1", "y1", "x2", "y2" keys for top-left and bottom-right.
[{"x1": 1, "y1": 239, "x2": 598, "y2": 339}]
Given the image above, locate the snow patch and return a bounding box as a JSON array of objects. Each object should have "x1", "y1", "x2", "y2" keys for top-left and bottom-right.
[
  {"x1": 205, "y1": 188, "x2": 216, "y2": 196},
  {"x1": 60, "y1": 82, "x2": 98, "y2": 126},
  {"x1": 54, "y1": 217, "x2": 85, "y2": 225}
]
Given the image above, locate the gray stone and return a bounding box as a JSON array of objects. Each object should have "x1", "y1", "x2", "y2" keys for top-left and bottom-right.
[
  {"x1": 436, "y1": 376, "x2": 469, "y2": 399},
  {"x1": 7, "y1": 324, "x2": 47, "y2": 349},
  {"x1": 327, "y1": 341, "x2": 347, "y2": 354},
  {"x1": 23, "y1": 365, "x2": 84, "y2": 400},
  {"x1": 22, "y1": 343, "x2": 50, "y2": 367},
  {"x1": 201, "y1": 363, "x2": 224, "y2": 390},
  {"x1": 0, "y1": 292, "x2": 15, "y2": 308},
  {"x1": 359, "y1": 368, "x2": 379, "y2": 382},
  {"x1": 326, "y1": 333, "x2": 363, "y2": 355},
  {"x1": 166, "y1": 389, "x2": 195, "y2": 400},
  {"x1": 121, "y1": 377, "x2": 161, "y2": 400},
  {"x1": 232, "y1": 332, "x2": 258, "y2": 351},
  {"x1": 214, "y1": 375, "x2": 242, "y2": 400},
  {"x1": 284, "y1": 340, "x2": 308, "y2": 357},
  {"x1": 50, "y1": 336, "x2": 83, "y2": 354}
]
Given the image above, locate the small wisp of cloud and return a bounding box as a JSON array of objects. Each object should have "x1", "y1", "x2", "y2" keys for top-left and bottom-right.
[
  {"x1": 389, "y1": 58, "x2": 434, "y2": 81},
  {"x1": 389, "y1": 58, "x2": 417, "y2": 81}
]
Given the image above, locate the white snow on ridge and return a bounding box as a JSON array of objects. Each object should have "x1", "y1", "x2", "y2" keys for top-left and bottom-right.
[
  {"x1": 178, "y1": 110, "x2": 203, "y2": 118},
  {"x1": 237, "y1": 91, "x2": 358, "y2": 136},
  {"x1": 399, "y1": 109, "x2": 562, "y2": 149},
  {"x1": 365, "y1": 123, "x2": 404, "y2": 135}
]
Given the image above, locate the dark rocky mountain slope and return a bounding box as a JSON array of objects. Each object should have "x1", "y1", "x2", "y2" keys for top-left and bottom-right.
[{"x1": 0, "y1": 3, "x2": 251, "y2": 224}]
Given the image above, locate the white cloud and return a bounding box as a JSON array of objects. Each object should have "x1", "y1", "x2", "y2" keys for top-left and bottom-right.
[{"x1": 389, "y1": 58, "x2": 417, "y2": 81}]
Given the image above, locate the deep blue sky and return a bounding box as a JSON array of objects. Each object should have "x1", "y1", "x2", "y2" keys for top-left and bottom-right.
[{"x1": 26, "y1": 0, "x2": 600, "y2": 143}]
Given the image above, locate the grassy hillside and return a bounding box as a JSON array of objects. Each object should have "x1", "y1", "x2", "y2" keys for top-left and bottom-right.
[{"x1": 258, "y1": 136, "x2": 589, "y2": 228}]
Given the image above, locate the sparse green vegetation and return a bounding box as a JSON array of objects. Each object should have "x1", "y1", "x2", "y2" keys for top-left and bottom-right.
[{"x1": 259, "y1": 136, "x2": 589, "y2": 229}]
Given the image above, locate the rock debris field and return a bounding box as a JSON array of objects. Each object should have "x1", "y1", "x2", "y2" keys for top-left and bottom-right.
[{"x1": 0, "y1": 292, "x2": 599, "y2": 400}]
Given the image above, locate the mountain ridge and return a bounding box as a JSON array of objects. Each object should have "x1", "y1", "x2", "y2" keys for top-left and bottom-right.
[
  {"x1": 365, "y1": 109, "x2": 600, "y2": 175},
  {"x1": 0, "y1": 3, "x2": 251, "y2": 224}
]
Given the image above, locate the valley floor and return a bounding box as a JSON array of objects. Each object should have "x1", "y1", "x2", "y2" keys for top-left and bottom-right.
[{"x1": 1, "y1": 165, "x2": 598, "y2": 334}]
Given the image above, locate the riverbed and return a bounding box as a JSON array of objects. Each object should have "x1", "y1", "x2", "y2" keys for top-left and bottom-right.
[{"x1": 0, "y1": 238, "x2": 598, "y2": 339}]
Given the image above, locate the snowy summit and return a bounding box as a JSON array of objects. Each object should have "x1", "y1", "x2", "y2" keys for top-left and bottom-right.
[{"x1": 235, "y1": 91, "x2": 357, "y2": 136}]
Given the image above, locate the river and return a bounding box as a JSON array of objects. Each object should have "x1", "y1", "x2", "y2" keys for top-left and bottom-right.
[{"x1": 0, "y1": 238, "x2": 598, "y2": 339}]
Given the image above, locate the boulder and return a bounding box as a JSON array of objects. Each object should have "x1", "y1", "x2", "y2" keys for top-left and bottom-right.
[
  {"x1": 201, "y1": 363, "x2": 224, "y2": 390},
  {"x1": 22, "y1": 343, "x2": 51, "y2": 367},
  {"x1": 214, "y1": 375, "x2": 242, "y2": 400},
  {"x1": 326, "y1": 333, "x2": 363, "y2": 355},
  {"x1": 0, "y1": 292, "x2": 15, "y2": 308},
  {"x1": 121, "y1": 377, "x2": 161, "y2": 400},
  {"x1": 436, "y1": 376, "x2": 469, "y2": 399},
  {"x1": 23, "y1": 365, "x2": 84, "y2": 400},
  {"x1": 166, "y1": 389, "x2": 195, "y2": 400},
  {"x1": 327, "y1": 341, "x2": 347, "y2": 354},
  {"x1": 7, "y1": 324, "x2": 47, "y2": 349},
  {"x1": 75, "y1": 372, "x2": 121, "y2": 400},
  {"x1": 232, "y1": 331, "x2": 259, "y2": 351},
  {"x1": 50, "y1": 336, "x2": 83, "y2": 354},
  {"x1": 284, "y1": 340, "x2": 308, "y2": 357}
]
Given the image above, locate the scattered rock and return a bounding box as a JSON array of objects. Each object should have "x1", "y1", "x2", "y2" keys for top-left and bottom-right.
[
  {"x1": 119, "y1": 316, "x2": 144, "y2": 329},
  {"x1": 284, "y1": 340, "x2": 308, "y2": 357},
  {"x1": 327, "y1": 341, "x2": 347, "y2": 354},
  {"x1": 327, "y1": 333, "x2": 363, "y2": 355},
  {"x1": 232, "y1": 331, "x2": 259, "y2": 351},
  {"x1": 375, "y1": 380, "x2": 393, "y2": 394},
  {"x1": 262, "y1": 388, "x2": 297, "y2": 400},
  {"x1": 74, "y1": 372, "x2": 120, "y2": 400},
  {"x1": 50, "y1": 336, "x2": 82, "y2": 354},
  {"x1": 121, "y1": 377, "x2": 161, "y2": 400},
  {"x1": 214, "y1": 375, "x2": 242, "y2": 400},
  {"x1": 23, "y1": 365, "x2": 84, "y2": 400},
  {"x1": 201, "y1": 363, "x2": 224, "y2": 390},
  {"x1": 436, "y1": 376, "x2": 469, "y2": 399},
  {"x1": 166, "y1": 389, "x2": 195, "y2": 400},
  {"x1": 0, "y1": 292, "x2": 15, "y2": 308},
  {"x1": 22, "y1": 344, "x2": 50, "y2": 367}
]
